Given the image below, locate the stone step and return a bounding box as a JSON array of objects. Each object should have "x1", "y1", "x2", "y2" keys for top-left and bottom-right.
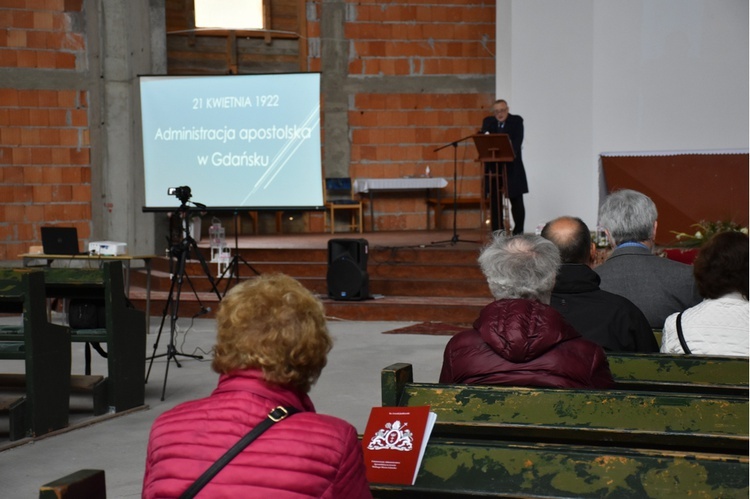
[
  {"x1": 132, "y1": 268, "x2": 489, "y2": 298},
  {"x1": 128, "y1": 230, "x2": 493, "y2": 323},
  {"x1": 130, "y1": 288, "x2": 488, "y2": 323}
]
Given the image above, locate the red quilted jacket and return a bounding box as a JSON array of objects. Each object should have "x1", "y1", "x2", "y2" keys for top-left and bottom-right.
[
  {"x1": 142, "y1": 369, "x2": 372, "y2": 498},
  {"x1": 439, "y1": 299, "x2": 614, "y2": 389}
]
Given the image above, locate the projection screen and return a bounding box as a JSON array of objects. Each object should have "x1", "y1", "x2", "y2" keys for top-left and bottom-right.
[{"x1": 139, "y1": 73, "x2": 324, "y2": 211}]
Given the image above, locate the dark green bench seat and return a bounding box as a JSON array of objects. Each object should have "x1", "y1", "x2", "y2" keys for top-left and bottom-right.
[
  {"x1": 0, "y1": 269, "x2": 70, "y2": 440},
  {"x1": 0, "y1": 372, "x2": 108, "y2": 417},
  {"x1": 43, "y1": 261, "x2": 146, "y2": 413},
  {"x1": 0, "y1": 262, "x2": 146, "y2": 414}
]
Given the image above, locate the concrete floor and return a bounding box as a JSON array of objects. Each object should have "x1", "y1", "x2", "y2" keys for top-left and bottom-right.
[{"x1": 0, "y1": 316, "x2": 452, "y2": 498}]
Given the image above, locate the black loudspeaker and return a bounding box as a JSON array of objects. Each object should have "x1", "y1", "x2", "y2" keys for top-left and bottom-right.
[{"x1": 327, "y1": 238, "x2": 369, "y2": 301}]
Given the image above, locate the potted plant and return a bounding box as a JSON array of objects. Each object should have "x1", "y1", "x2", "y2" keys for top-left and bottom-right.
[{"x1": 661, "y1": 220, "x2": 748, "y2": 264}]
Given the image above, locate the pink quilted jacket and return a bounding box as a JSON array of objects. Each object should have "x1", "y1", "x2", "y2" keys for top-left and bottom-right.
[{"x1": 142, "y1": 369, "x2": 372, "y2": 498}]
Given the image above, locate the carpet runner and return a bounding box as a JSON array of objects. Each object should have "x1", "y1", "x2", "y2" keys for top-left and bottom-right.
[{"x1": 381, "y1": 321, "x2": 469, "y2": 336}]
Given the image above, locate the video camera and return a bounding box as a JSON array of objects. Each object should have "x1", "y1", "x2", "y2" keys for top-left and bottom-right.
[{"x1": 167, "y1": 186, "x2": 192, "y2": 205}]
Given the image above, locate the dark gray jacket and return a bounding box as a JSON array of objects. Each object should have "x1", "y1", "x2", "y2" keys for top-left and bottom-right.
[{"x1": 594, "y1": 245, "x2": 701, "y2": 329}]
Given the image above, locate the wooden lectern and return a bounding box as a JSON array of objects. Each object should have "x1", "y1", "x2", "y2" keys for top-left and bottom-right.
[{"x1": 472, "y1": 133, "x2": 515, "y2": 235}]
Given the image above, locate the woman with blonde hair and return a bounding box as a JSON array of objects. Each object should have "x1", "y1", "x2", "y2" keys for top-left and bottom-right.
[{"x1": 143, "y1": 274, "x2": 372, "y2": 498}]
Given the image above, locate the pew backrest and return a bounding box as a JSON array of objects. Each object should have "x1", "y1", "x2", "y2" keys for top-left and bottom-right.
[
  {"x1": 381, "y1": 363, "x2": 749, "y2": 454},
  {"x1": 42, "y1": 261, "x2": 146, "y2": 412},
  {"x1": 370, "y1": 437, "x2": 749, "y2": 498},
  {"x1": 608, "y1": 352, "x2": 749, "y2": 397},
  {"x1": 0, "y1": 269, "x2": 70, "y2": 439}
]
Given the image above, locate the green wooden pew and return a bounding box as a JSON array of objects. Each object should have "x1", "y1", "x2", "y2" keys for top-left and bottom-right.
[
  {"x1": 43, "y1": 261, "x2": 146, "y2": 413},
  {"x1": 0, "y1": 261, "x2": 146, "y2": 414},
  {"x1": 371, "y1": 439, "x2": 748, "y2": 498},
  {"x1": 371, "y1": 363, "x2": 749, "y2": 498},
  {"x1": 0, "y1": 269, "x2": 70, "y2": 440},
  {"x1": 608, "y1": 352, "x2": 748, "y2": 397},
  {"x1": 381, "y1": 363, "x2": 747, "y2": 454}
]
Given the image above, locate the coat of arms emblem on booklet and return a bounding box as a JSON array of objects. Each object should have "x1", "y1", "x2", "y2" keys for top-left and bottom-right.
[{"x1": 362, "y1": 406, "x2": 436, "y2": 485}]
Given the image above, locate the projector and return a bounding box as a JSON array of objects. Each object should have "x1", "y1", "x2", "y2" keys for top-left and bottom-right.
[{"x1": 89, "y1": 241, "x2": 128, "y2": 256}]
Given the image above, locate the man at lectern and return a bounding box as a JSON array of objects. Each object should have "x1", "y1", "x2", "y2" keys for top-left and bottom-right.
[{"x1": 480, "y1": 99, "x2": 528, "y2": 234}]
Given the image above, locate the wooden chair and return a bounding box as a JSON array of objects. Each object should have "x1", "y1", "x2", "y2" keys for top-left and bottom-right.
[{"x1": 324, "y1": 177, "x2": 363, "y2": 233}]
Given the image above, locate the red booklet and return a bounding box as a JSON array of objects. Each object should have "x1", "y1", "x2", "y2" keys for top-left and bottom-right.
[{"x1": 361, "y1": 406, "x2": 437, "y2": 485}]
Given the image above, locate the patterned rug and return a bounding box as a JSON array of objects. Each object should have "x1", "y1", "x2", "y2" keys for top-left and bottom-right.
[{"x1": 382, "y1": 321, "x2": 469, "y2": 336}]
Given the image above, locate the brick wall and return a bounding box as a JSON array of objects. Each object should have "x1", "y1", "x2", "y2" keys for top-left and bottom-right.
[
  {"x1": 0, "y1": 0, "x2": 495, "y2": 258},
  {"x1": 0, "y1": 0, "x2": 89, "y2": 260},
  {"x1": 308, "y1": 0, "x2": 496, "y2": 231}
]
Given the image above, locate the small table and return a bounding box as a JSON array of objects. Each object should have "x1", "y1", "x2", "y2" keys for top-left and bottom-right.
[
  {"x1": 20, "y1": 253, "x2": 158, "y2": 328},
  {"x1": 353, "y1": 177, "x2": 449, "y2": 231}
]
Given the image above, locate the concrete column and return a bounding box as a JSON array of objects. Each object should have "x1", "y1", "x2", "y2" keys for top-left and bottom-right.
[
  {"x1": 320, "y1": 0, "x2": 350, "y2": 177},
  {"x1": 96, "y1": 0, "x2": 167, "y2": 254}
]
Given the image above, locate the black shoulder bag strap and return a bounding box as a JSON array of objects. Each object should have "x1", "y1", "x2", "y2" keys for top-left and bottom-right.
[
  {"x1": 675, "y1": 312, "x2": 692, "y2": 354},
  {"x1": 179, "y1": 405, "x2": 300, "y2": 499}
]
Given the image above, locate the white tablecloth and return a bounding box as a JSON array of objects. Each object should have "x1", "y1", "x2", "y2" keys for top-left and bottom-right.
[{"x1": 353, "y1": 177, "x2": 448, "y2": 194}]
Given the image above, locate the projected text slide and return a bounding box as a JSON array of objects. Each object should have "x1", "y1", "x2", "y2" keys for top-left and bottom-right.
[{"x1": 140, "y1": 73, "x2": 323, "y2": 210}]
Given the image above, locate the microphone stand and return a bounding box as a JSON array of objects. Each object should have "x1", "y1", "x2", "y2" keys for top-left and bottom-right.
[{"x1": 431, "y1": 134, "x2": 480, "y2": 245}]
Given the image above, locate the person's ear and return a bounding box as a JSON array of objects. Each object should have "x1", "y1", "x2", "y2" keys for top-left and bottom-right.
[
  {"x1": 652, "y1": 221, "x2": 658, "y2": 241},
  {"x1": 605, "y1": 228, "x2": 615, "y2": 248},
  {"x1": 589, "y1": 242, "x2": 597, "y2": 264}
]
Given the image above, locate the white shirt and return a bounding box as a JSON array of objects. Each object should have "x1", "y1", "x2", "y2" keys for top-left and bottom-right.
[{"x1": 661, "y1": 292, "x2": 749, "y2": 356}]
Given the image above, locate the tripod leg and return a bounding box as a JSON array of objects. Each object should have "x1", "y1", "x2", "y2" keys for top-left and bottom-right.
[
  {"x1": 157, "y1": 241, "x2": 207, "y2": 401},
  {"x1": 145, "y1": 259, "x2": 177, "y2": 383},
  {"x1": 187, "y1": 235, "x2": 223, "y2": 301},
  {"x1": 159, "y1": 246, "x2": 188, "y2": 401},
  {"x1": 236, "y1": 255, "x2": 260, "y2": 276},
  {"x1": 222, "y1": 263, "x2": 233, "y2": 296},
  {"x1": 145, "y1": 308, "x2": 167, "y2": 383},
  {"x1": 160, "y1": 306, "x2": 182, "y2": 401},
  {"x1": 215, "y1": 212, "x2": 260, "y2": 296},
  {"x1": 160, "y1": 346, "x2": 172, "y2": 402},
  {"x1": 228, "y1": 212, "x2": 260, "y2": 286}
]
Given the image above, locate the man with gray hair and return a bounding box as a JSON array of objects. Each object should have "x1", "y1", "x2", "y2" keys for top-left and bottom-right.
[
  {"x1": 595, "y1": 189, "x2": 700, "y2": 329},
  {"x1": 439, "y1": 234, "x2": 613, "y2": 389}
]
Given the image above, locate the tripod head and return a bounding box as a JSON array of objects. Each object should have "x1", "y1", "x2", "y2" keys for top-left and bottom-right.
[{"x1": 167, "y1": 185, "x2": 208, "y2": 244}]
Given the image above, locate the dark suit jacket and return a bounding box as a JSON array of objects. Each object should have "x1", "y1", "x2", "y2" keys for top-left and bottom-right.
[
  {"x1": 480, "y1": 113, "x2": 528, "y2": 198},
  {"x1": 594, "y1": 245, "x2": 702, "y2": 329}
]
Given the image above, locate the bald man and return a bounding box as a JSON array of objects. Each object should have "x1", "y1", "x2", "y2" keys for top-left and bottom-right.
[{"x1": 541, "y1": 216, "x2": 658, "y2": 353}]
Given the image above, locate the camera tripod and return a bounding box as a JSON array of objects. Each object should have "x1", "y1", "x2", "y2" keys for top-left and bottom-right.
[
  {"x1": 215, "y1": 210, "x2": 260, "y2": 296},
  {"x1": 145, "y1": 202, "x2": 223, "y2": 401}
]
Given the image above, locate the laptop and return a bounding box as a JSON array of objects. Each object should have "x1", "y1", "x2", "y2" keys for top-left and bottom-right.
[{"x1": 40, "y1": 227, "x2": 85, "y2": 255}]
